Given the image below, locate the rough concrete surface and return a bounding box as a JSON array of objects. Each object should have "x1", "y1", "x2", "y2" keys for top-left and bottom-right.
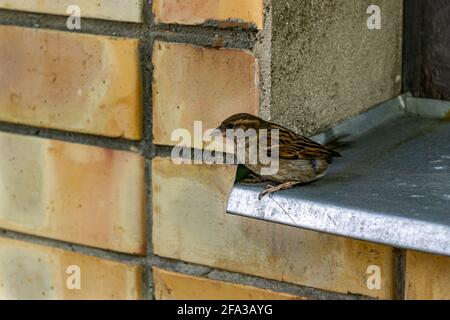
[{"x1": 270, "y1": 0, "x2": 403, "y2": 136}]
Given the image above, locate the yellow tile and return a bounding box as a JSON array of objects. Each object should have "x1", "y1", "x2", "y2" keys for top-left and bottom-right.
[
  {"x1": 406, "y1": 251, "x2": 450, "y2": 300},
  {"x1": 0, "y1": 132, "x2": 145, "y2": 254},
  {"x1": 0, "y1": 237, "x2": 142, "y2": 299},
  {"x1": 153, "y1": 0, "x2": 264, "y2": 29},
  {"x1": 152, "y1": 158, "x2": 395, "y2": 299},
  {"x1": 0, "y1": 0, "x2": 143, "y2": 23},
  {"x1": 153, "y1": 267, "x2": 304, "y2": 300},
  {"x1": 0, "y1": 25, "x2": 143, "y2": 139},
  {"x1": 152, "y1": 41, "x2": 259, "y2": 147}
]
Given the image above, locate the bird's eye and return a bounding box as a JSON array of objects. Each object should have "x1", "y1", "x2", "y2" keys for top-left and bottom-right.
[{"x1": 225, "y1": 124, "x2": 234, "y2": 130}]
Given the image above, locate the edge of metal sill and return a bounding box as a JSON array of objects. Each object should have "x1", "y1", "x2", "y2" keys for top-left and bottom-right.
[{"x1": 226, "y1": 94, "x2": 450, "y2": 257}]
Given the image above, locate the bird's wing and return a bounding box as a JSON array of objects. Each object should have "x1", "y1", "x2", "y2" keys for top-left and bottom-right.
[{"x1": 267, "y1": 124, "x2": 341, "y2": 161}]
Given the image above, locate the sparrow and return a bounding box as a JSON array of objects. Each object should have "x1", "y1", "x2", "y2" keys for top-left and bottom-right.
[{"x1": 215, "y1": 113, "x2": 341, "y2": 199}]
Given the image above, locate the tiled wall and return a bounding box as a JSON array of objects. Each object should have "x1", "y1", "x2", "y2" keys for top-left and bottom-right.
[{"x1": 0, "y1": 0, "x2": 448, "y2": 300}]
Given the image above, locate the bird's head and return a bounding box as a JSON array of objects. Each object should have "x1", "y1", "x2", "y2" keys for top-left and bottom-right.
[{"x1": 213, "y1": 113, "x2": 266, "y2": 137}]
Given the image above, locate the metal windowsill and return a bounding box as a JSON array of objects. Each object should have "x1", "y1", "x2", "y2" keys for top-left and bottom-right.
[{"x1": 227, "y1": 94, "x2": 450, "y2": 257}]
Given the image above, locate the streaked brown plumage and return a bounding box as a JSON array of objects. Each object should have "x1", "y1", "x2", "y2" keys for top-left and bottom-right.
[{"x1": 216, "y1": 113, "x2": 341, "y2": 199}]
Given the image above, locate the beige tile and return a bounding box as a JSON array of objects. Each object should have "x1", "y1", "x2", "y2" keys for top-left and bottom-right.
[
  {"x1": 405, "y1": 251, "x2": 450, "y2": 300},
  {"x1": 0, "y1": 237, "x2": 142, "y2": 299},
  {"x1": 153, "y1": 0, "x2": 264, "y2": 29},
  {"x1": 0, "y1": 25, "x2": 142, "y2": 139},
  {"x1": 0, "y1": 132, "x2": 145, "y2": 254},
  {"x1": 152, "y1": 157, "x2": 395, "y2": 299},
  {"x1": 153, "y1": 267, "x2": 305, "y2": 300},
  {"x1": 0, "y1": 0, "x2": 143, "y2": 23},
  {"x1": 152, "y1": 41, "x2": 259, "y2": 147}
]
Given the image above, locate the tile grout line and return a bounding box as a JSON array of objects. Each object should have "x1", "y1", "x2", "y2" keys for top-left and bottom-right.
[
  {"x1": 152, "y1": 256, "x2": 376, "y2": 300},
  {"x1": 0, "y1": 121, "x2": 143, "y2": 154},
  {"x1": 394, "y1": 248, "x2": 407, "y2": 300},
  {"x1": 0, "y1": 121, "x2": 222, "y2": 161},
  {"x1": 140, "y1": 1, "x2": 154, "y2": 300},
  {"x1": 0, "y1": 228, "x2": 146, "y2": 265},
  {"x1": 0, "y1": 9, "x2": 256, "y2": 49},
  {"x1": 144, "y1": 159, "x2": 154, "y2": 300}
]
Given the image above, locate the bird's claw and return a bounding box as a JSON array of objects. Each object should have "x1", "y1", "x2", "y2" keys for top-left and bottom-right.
[
  {"x1": 258, "y1": 185, "x2": 275, "y2": 200},
  {"x1": 258, "y1": 190, "x2": 269, "y2": 200},
  {"x1": 258, "y1": 182, "x2": 301, "y2": 201}
]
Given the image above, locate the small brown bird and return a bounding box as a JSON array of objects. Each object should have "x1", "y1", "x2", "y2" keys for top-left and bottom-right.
[{"x1": 215, "y1": 113, "x2": 341, "y2": 199}]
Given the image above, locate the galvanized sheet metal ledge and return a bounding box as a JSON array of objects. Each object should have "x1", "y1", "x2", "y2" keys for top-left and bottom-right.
[{"x1": 227, "y1": 95, "x2": 450, "y2": 256}]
